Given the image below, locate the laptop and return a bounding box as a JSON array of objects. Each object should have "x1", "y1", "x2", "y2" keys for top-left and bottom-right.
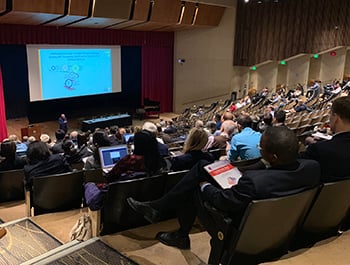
[
  {"x1": 123, "y1": 133, "x2": 134, "y2": 143},
  {"x1": 99, "y1": 145, "x2": 129, "y2": 173}
]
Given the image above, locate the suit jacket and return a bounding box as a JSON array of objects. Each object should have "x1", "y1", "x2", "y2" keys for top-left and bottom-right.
[
  {"x1": 201, "y1": 159, "x2": 320, "y2": 217},
  {"x1": 300, "y1": 132, "x2": 350, "y2": 182}
]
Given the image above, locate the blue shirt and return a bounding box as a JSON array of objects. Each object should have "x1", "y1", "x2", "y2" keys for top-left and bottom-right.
[{"x1": 228, "y1": 127, "x2": 261, "y2": 161}]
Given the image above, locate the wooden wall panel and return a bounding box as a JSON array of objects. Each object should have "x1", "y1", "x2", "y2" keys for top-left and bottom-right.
[
  {"x1": 46, "y1": 0, "x2": 90, "y2": 26},
  {"x1": 109, "y1": 0, "x2": 149, "y2": 30},
  {"x1": 234, "y1": 0, "x2": 350, "y2": 66},
  {"x1": 181, "y1": 2, "x2": 196, "y2": 25},
  {"x1": 68, "y1": 0, "x2": 132, "y2": 28},
  {"x1": 0, "y1": 0, "x2": 65, "y2": 25},
  {"x1": 0, "y1": 0, "x2": 6, "y2": 13},
  {"x1": 194, "y1": 3, "x2": 225, "y2": 27},
  {"x1": 151, "y1": 0, "x2": 182, "y2": 24}
]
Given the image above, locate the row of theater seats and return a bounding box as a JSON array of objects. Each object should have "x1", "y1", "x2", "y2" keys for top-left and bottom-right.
[
  {"x1": 2, "y1": 166, "x2": 350, "y2": 264},
  {"x1": 204, "y1": 178, "x2": 350, "y2": 265},
  {"x1": 0, "y1": 167, "x2": 189, "y2": 236}
]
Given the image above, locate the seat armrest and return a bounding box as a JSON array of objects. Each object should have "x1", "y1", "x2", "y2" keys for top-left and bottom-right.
[
  {"x1": 25, "y1": 189, "x2": 31, "y2": 217},
  {"x1": 88, "y1": 208, "x2": 101, "y2": 237}
]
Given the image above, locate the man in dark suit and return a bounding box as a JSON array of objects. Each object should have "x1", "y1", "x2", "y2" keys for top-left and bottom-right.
[
  {"x1": 127, "y1": 126, "x2": 320, "y2": 250},
  {"x1": 300, "y1": 96, "x2": 350, "y2": 182},
  {"x1": 58, "y1": 113, "x2": 68, "y2": 133}
]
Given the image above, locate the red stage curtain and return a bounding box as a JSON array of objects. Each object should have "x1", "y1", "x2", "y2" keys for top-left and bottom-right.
[
  {"x1": 142, "y1": 46, "x2": 173, "y2": 112},
  {"x1": 0, "y1": 66, "x2": 8, "y2": 141}
]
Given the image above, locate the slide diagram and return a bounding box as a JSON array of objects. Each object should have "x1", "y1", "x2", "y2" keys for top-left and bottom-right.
[{"x1": 39, "y1": 49, "x2": 113, "y2": 100}]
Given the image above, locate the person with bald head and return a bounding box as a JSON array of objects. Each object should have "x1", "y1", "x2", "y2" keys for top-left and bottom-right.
[{"x1": 204, "y1": 120, "x2": 237, "y2": 151}]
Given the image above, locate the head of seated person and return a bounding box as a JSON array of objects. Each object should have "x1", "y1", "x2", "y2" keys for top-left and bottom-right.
[
  {"x1": 0, "y1": 140, "x2": 16, "y2": 161},
  {"x1": 183, "y1": 127, "x2": 208, "y2": 154},
  {"x1": 26, "y1": 141, "x2": 51, "y2": 165},
  {"x1": 134, "y1": 130, "x2": 163, "y2": 174},
  {"x1": 260, "y1": 126, "x2": 299, "y2": 168},
  {"x1": 55, "y1": 129, "x2": 66, "y2": 142}
]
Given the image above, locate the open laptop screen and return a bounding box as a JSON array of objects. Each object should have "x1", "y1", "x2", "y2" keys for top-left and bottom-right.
[{"x1": 98, "y1": 145, "x2": 128, "y2": 169}]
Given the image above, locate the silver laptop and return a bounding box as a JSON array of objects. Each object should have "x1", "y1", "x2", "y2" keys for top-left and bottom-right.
[{"x1": 99, "y1": 145, "x2": 128, "y2": 173}]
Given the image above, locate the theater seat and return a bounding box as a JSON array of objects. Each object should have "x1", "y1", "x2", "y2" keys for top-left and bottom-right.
[
  {"x1": 0, "y1": 169, "x2": 25, "y2": 203},
  {"x1": 199, "y1": 187, "x2": 318, "y2": 265},
  {"x1": 26, "y1": 171, "x2": 84, "y2": 216}
]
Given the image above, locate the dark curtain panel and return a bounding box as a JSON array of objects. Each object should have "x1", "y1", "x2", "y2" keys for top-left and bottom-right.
[
  {"x1": 141, "y1": 46, "x2": 174, "y2": 112},
  {"x1": 0, "y1": 45, "x2": 29, "y2": 119},
  {"x1": 0, "y1": 67, "x2": 8, "y2": 141},
  {"x1": 234, "y1": 0, "x2": 350, "y2": 66}
]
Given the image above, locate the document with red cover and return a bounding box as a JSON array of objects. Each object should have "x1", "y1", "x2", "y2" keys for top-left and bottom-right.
[{"x1": 204, "y1": 160, "x2": 242, "y2": 189}]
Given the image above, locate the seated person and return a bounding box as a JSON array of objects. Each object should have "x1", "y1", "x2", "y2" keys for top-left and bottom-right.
[
  {"x1": 142, "y1": 121, "x2": 169, "y2": 157},
  {"x1": 127, "y1": 126, "x2": 320, "y2": 250},
  {"x1": 0, "y1": 140, "x2": 26, "y2": 171},
  {"x1": 163, "y1": 120, "x2": 177, "y2": 134},
  {"x1": 205, "y1": 120, "x2": 237, "y2": 151},
  {"x1": 51, "y1": 129, "x2": 66, "y2": 154},
  {"x1": 300, "y1": 96, "x2": 350, "y2": 182},
  {"x1": 8, "y1": 134, "x2": 27, "y2": 156},
  {"x1": 84, "y1": 130, "x2": 111, "y2": 170},
  {"x1": 289, "y1": 98, "x2": 307, "y2": 113},
  {"x1": 24, "y1": 141, "x2": 71, "y2": 190},
  {"x1": 106, "y1": 129, "x2": 166, "y2": 182},
  {"x1": 62, "y1": 139, "x2": 92, "y2": 165},
  {"x1": 227, "y1": 114, "x2": 261, "y2": 161},
  {"x1": 170, "y1": 127, "x2": 214, "y2": 171}
]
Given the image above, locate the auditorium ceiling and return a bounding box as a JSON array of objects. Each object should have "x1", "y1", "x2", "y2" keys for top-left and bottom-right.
[{"x1": 0, "y1": 0, "x2": 232, "y2": 32}]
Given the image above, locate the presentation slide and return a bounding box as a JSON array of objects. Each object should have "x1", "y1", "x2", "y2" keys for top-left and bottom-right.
[{"x1": 27, "y1": 45, "x2": 121, "y2": 101}]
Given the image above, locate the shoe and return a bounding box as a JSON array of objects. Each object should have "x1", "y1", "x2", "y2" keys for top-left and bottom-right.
[
  {"x1": 0, "y1": 227, "x2": 6, "y2": 239},
  {"x1": 127, "y1": 197, "x2": 161, "y2": 224},
  {"x1": 156, "y1": 231, "x2": 190, "y2": 250}
]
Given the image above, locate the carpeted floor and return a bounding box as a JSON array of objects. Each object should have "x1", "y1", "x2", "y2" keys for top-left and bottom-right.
[
  {"x1": 46, "y1": 239, "x2": 138, "y2": 265},
  {"x1": 0, "y1": 218, "x2": 62, "y2": 265}
]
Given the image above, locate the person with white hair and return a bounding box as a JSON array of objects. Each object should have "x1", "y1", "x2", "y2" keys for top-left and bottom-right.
[{"x1": 142, "y1": 121, "x2": 169, "y2": 157}]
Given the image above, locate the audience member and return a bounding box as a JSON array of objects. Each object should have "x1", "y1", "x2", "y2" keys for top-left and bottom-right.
[
  {"x1": 106, "y1": 130, "x2": 165, "y2": 182},
  {"x1": 51, "y1": 129, "x2": 66, "y2": 154},
  {"x1": 258, "y1": 112, "x2": 273, "y2": 133},
  {"x1": 170, "y1": 127, "x2": 213, "y2": 171},
  {"x1": 142, "y1": 121, "x2": 169, "y2": 157},
  {"x1": 273, "y1": 110, "x2": 286, "y2": 126},
  {"x1": 163, "y1": 120, "x2": 177, "y2": 134},
  {"x1": 84, "y1": 130, "x2": 110, "y2": 170},
  {"x1": 213, "y1": 113, "x2": 222, "y2": 130},
  {"x1": 127, "y1": 126, "x2": 320, "y2": 250},
  {"x1": 205, "y1": 120, "x2": 236, "y2": 151},
  {"x1": 24, "y1": 141, "x2": 71, "y2": 189},
  {"x1": 300, "y1": 96, "x2": 350, "y2": 182},
  {"x1": 62, "y1": 139, "x2": 92, "y2": 165},
  {"x1": 8, "y1": 134, "x2": 27, "y2": 155},
  {"x1": 227, "y1": 114, "x2": 261, "y2": 161},
  {"x1": 0, "y1": 140, "x2": 26, "y2": 171}
]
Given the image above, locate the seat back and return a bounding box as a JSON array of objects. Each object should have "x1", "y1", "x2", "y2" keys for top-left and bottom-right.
[
  {"x1": 102, "y1": 173, "x2": 166, "y2": 234},
  {"x1": 84, "y1": 168, "x2": 106, "y2": 183},
  {"x1": 0, "y1": 169, "x2": 25, "y2": 202},
  {"x1": 302, "y1": 179, "x2": 350, "y2": 234},
  {"x1": 31, "y1": 171, "x2": 84, "y2": 215},
  {"x1": 234, "y1": 187, "x2": 318, "y2": 256}
]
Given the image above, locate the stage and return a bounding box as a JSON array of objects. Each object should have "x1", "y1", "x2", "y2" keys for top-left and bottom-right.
[{"x1": 5, "y1": 113, "x2": 178, "y2": 141}]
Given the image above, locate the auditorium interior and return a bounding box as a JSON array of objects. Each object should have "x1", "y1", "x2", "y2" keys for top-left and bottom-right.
[{"x1": 1, "y1": 0, "x2": 350, "y2": 264}]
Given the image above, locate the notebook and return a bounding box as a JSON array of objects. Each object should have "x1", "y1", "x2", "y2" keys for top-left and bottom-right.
[
  {"x1": 204, "y1": 160, "x2": 242, "y2": 189},
  {"x1": 99, "y1": 145, "x2": 129, "y2": 173}
]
